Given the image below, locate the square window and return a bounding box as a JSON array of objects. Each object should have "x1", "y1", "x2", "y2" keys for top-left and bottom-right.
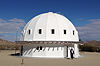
[
  {"x1": 39, "y1": 29, "x2": 42, "y2": 34},
  {"x1": 64, "y1": 30, "x2": 66, "y2": 34},
  {"x1": 73, "y1": 30, "x2": 74, "y2": 35},
  {"x1": 51, "y1": 29, "x2": 55, "y2": 34},
  {"x1": 28, "y1": 29, "x2": 31, "y2": 34}
]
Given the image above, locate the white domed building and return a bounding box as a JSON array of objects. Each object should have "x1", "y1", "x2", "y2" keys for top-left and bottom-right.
[{"x1": 20, "y1": 12, "x2": 80, "y2": 58}]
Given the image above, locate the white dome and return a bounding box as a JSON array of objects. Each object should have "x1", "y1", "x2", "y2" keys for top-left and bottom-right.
[{"x1": 21, "y1": 12, "x2": 79, "y2": 42}]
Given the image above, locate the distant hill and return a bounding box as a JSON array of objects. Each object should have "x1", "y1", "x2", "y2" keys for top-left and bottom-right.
[
  {"x1": 79, "y1": 40, "x2": 100, "y2": 52},
  {"x1": 0, "y1": 38, "x2": 19, "y2": 50},
  {"x1": 0, "y1": 38, "x2": 16, "y2": 45},
  {"x1": 85, "y1": 40, "x2": 100, "y2": 47}
]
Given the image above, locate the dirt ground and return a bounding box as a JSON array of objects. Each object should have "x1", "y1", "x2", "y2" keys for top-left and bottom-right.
[{"x1": 0, "y1": 50, "x2": 100, "y2": 66}]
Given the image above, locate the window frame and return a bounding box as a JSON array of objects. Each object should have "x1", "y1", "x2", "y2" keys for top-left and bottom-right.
[
  {"x1": 73, "y1": 30, "x2": 75, "y2": 35},
  {"x1": 51, "y1": 29, "x2": 55, "y2": 34},
  {"x1": 39, "y1": 29, "x2": 42, "y2": 34},
  {"x1": 28, "y1": 29, "x2": 31, "y2": 35},
  {"x1": 64, "y1": 30, "x2": 66, "y2": 34}
]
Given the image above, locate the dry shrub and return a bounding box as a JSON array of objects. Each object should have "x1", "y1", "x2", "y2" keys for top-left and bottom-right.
[
  {"x1": 0, "y1": 44, "x2": 20, "y2": 50},
  {"x1": 79, "y1": 45, "x2": 100, "y2": 52}
]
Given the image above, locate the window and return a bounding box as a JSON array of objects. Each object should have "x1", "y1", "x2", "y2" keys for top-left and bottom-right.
[
  {"x1": 64, "y1": 30, "x2": 66, "y2": 34},
  {"x1": 28, "y1": 29, "x2": 31, "y2": 35},
  {"x1": 51, "y1": 29, "x2": 55, "y2": 34},
  {"x1": 73, "y1": 30, "x2": 74, "y2": 35},
  {"x1": 36, "y1": 46, "x2": 42, "y2": 50},
  {"x1": 39, "y1": 29, "x2": 42, "y2": 34},
  {"x1": 40, "y1": 46, "x2": 42, "y2": 50},
  {"x1": 36, "y1": 46, "x2": 39, "y2": 50}
]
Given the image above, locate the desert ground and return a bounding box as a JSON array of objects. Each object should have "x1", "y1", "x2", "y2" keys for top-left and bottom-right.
[{"x1": 0, "y1": 50, "x2": 100, "y2": 66}]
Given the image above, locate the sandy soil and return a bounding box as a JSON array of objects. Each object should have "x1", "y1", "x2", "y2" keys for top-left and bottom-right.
[{"x1": 0, "y1": 50, "x2": 100, "y2": 66}]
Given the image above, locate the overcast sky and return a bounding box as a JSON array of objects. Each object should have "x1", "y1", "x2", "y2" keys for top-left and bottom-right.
[{"x1": 0, "y1": 0, "x2": 100, "y2": 41}]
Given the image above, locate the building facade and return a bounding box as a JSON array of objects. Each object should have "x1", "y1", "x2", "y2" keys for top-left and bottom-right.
[{"x1": 20, "y1": 12, "x2": 80, "y2": 58}]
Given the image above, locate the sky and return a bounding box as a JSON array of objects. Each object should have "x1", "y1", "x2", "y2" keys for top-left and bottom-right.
[{"x1": 0, "y1": 0, "x2": 100, "y2": 41}]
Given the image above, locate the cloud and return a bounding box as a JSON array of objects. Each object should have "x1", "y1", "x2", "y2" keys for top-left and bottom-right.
[
  {"x1": 0, "y1": 18, "x2": 26, "y2": 41},
  {"x1": 8, "y1": 18, "x2": 25, "y2": 22},
  {"x1": 76, "y1": 19, "x2": 100, "y2": 41}
]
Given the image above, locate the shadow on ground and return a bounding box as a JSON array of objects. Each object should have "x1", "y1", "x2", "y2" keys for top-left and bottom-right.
[{"x1": 10, "y1": 53, "x2": 20, "y2": 56}]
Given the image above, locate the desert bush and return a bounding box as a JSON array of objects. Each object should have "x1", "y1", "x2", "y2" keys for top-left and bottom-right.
[
  {"x1": 96, "y1": 48, "x2": 100, "y2": 52},
  {"x1": 0, "y1": 45, "x2": 20, "y2": 50},
  {"x1": 79, "y1": 45, "x2": 97, "y2": 52}
]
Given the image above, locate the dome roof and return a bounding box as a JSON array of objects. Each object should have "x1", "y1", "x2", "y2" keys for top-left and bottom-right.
[{"x1": 21, "y1": 12, "x2": 79, "y2": 42}]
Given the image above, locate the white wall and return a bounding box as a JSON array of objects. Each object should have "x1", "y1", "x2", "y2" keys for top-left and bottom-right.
[
  {"x1": 21, "y1": 12, "x2": 79, "y2": 42},
  {"x1": 74, "y1": 44, "x2": 80, "y2": 58},
  {"x1": 67, "y1": 44, "x2": 80, "y2": 58},
  {"x1": 23, "y1": 46, "x2": 64, "y2": 58},
  {"x1": 22, "y1": 44, "x2": 80, "y2": 58}
]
